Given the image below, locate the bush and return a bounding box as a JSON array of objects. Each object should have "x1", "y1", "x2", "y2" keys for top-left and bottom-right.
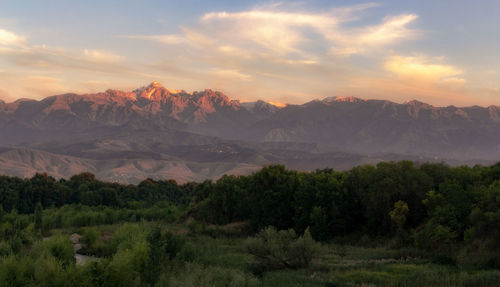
[
  {"x1": 0, "y1": 241, "x2": 12, "y2": 257},
  {"x1": 82, "y1": 228, "x2": 100, "y2": 247},
  {"x1": 245, "y1": 226, "x2": 320, "y2": 270},
  {"x1": 0, "y1": 255, "x2": 34, "y2": 287},
  {"x1": 80, "y1": 228, "x2": 107, "y2": 257},
  {"x1": 106, "y1": 223, "x2": 147, "y2": 255},
  {"x1": 33, "y1": 235, "x2": 75, "y2": 266},
  {"x1": 144, "y1": 225, "x2": 186, "y2": 285}
]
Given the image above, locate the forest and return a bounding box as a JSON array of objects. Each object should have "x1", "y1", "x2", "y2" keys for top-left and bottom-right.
[{"x1": 1, "y1": 161, "x2": 500, "y2": 286}]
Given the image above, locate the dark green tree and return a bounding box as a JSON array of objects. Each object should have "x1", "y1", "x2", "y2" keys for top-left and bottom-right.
[{"x1": 34, "y1": 202, "x2": 43, "y2": 232}]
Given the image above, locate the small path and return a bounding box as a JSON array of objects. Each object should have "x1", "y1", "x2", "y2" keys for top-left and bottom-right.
[{"x1": 70, "y1": 233, "x2": 99, "y2": 266}]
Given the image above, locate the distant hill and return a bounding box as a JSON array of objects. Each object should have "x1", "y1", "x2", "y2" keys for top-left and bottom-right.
[{"x1": 1, "y1": 82, "x2": 498, "y2": 182}]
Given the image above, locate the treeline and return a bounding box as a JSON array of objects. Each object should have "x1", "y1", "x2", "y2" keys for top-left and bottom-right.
[
  {"x1": 0, "y1": 172, "x2": 193, "y2": 213},
  {"x1": 1, "y1": 161, "x2": 500, "y2": 266},
  {"x1": 190, "y1": 162, "x2": 500, "y2": 266}
]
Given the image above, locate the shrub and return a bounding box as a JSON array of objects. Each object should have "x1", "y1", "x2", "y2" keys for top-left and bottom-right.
[
  {"x1": 245, "y1": 226, "x2": 320, "y2": 270},
  {"x1": 0, "y1": 255, "x2": 34, "y2": 287},
  {"x1": 144, "y1": 225, "x2": 186, "y2": 285},
  {"x1": 106, "y1": 223, "x2": 147, "y2": 255},
  {"x1": 0, "y1": 241, "x2": 12, "y2": 257},
  {"x1": 33, "y1": 235, "x2": 74, "y2": 266},
  {"x1": 82, "y1": 228, "x2": 100, "y2": 249},
  {"x1": 34, "y1": 255, "x2": 64, "y2": 287}
]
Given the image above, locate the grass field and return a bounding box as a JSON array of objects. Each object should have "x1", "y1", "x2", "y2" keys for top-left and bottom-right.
[{"x1": 50, "y1": 223, "x2": 500, "y2": 287}]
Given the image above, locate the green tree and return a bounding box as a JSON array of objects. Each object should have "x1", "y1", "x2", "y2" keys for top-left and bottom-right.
[
  {"x1": 0, "y1": 205, "x2": 4, "y2": 222},
  {"x1": 309, "y1": 206, "x2": 329, "y2": 241},
  {"x1": 144, "y1": 225, "x2": 184, "y2": 286},
  {"x1": 389, "y1": 200, "x2": 409, "y2": 231},
  {"x1": 389, "y1": 200, "x2": 409, "y2": 246},
  {"x1": 34, "y1": 202, "x2": 43, "y2": 233}
]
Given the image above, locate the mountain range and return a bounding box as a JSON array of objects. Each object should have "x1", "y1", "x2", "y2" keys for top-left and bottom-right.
[{"x1": 1, "y1": 81, "x2": 499, "y2": 183}]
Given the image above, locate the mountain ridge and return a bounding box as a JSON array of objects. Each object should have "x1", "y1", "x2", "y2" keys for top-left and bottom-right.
[
  {"x1": 2, "y1": 82, "x2": 500, "y2": 183},
  {"x1": 3, "y1": 81, "x2": 499, "y2": 109}
]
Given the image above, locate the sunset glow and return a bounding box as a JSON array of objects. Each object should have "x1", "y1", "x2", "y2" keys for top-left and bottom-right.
[
  {"x1": 0, "y1": 0, "x2": 498, "y2": 106},
  {"x1": 268, "y1": 101, "x2": 287, "y2": 108}
]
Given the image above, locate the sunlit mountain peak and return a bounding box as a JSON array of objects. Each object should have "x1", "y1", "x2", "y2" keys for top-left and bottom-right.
[
  {"x1": 150, "y1": 81, "x2": 162, "y2": 88},
  {"x1": 268, "y1": 101, "x2": 287, "y2": 108}
]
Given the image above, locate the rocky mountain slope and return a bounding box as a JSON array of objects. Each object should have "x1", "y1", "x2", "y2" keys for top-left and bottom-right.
[
  {"x1": 244, "y1": 97, "x2": 500, "y2": 159},
  {"x1": 1, "y1": 82, "x2": 499, "y2": 183}
]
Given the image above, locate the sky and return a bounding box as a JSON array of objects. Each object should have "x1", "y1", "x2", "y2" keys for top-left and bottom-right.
[{"x1": 0, "y1": 0, "x2": 499, "y2": 106}]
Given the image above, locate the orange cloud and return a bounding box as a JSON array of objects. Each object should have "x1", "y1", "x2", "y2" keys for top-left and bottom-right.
[
  {"x1": 0, "y1": 88, "x2": 12, "y2": 102},
  {"x1": 4, "y1": 4, "x2": 493, "y2": 107},
  {"x1": 23, "y1": 76, "x2": 65, "y2": 96},
  {"x1": 384, "y1": 55, "x2": 465, "y2": 85}
]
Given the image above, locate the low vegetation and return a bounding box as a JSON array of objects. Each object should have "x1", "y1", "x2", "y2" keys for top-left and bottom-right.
[{"x1": 0, "y1": 161, "x2": 500, "y2": 286}]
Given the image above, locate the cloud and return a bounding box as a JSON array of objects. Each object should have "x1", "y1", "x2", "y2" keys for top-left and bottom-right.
[
  {"x1": 0, "y1": 88, "x2": 11, "y2": 102},
  {"x1": 198, "y1": 9, "x2": 340, "y2": 55},
  {"x1": 24, "y1": 76, "x2": 63, "y2": 94},
  {"x1": 0, "y1": 28, "x2": 25, "y2": 46},
  {"x1": 0, "y1": 26, "x2": 129, "y2": 76},
  {"x1": 491, "y1": 88, "x2": 500, "y2": 96},
  {"x1": 384, "y1": 55, "x2": 465, "y2": 84},
  {"x1": 201, "y1": 10, "x2": 336, "y2": 27},
  {"x1": 211, "y1": 68, "x2": 252, "y2": 81},
  {"x1": 121, "y1": 34, "x2": 186, "y2": 45},
  {"x1": 0, "y1": 45, "x2": 124, "y2": 74},
  {"x1": 135, "y1": 4, "x2": 416, "y2": 59},
  {"x1": 441, "y1": 77, "x2": 466, "y2": 85},
  {"x1": 199, "y1": 8, "x2": 418, "y2": 57},
  {"x1": 123, "y1": 4, "x2": 420, "y2": 104},
  {"x1": 0, "y1": 27, "x2": 156, "y2": 100},
  {"x1": 0, "y1": 75, "x2": 65, "y2": 100},
  {"x1": 119, "y1": 3, "x2": 422, "y2": 104},
  {"x1": 327, "y1": 54, "x2": 470, "y2": 105},
  {"x1": 83, "y1": 49, "x2": 124, "y2": 63},
  {"x1": 361, "y1": 14, "x2": 419, "y2": 44},
  {"x1": 484, "y1": 69, "x2": 497, "y2": 75},
  {"x1": 199, "y1": 10, "x2": 322, "y2": 54},
  {"x1": 330, "y1": 14, "x2": 419, "y2": 56},
  {"x1": 2, "y1": 4, "x2": 477, "y2": 107}
]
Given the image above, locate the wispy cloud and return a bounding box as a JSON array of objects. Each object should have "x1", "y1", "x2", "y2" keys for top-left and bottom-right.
[
  {"x1": 0, "y1": 74, "x2": 66, "y2": 100},
  {"x1": 1, "y1": 3, "x2": 487, "y2": 106},
  {"x1": 0, "y1": 26, "x2": 155, "y2": 100},
  {"x1": 140, "y1": 5, "x2": 418, "y2": 59},
  {"x1": 83, "y1": 49, "x2": 124, "y2": 63},
  {"x1": 211, "y1": 68, "x2": 252, "y2": 81},
  {"x1": 384, "y1": 54, "x2": 465, "y2": 84},
  {"x1": 199, "y1": 9, "x2": 337, "y2": 55},
  {"x1": 0, "y1": 27, "x2": 128, "y2": 74},
  {"x1": 0, "y1": 28, "x2": 25, "y2": 46},
  {"x1": 120, "y1": 34, "x2": 187, "y2": 45},
  {"x1": 123, "y1": 4, "x2": 421, "y2": 103},
  {"x1": 330, "y1": 14, "x2": 420, "y2": 56},
  {"x1": 23, "y1": 75, "x2": 64, "y2": 96},
  {"x1": 0, "y1": 45, "x2": 127, "y2": 75}
]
